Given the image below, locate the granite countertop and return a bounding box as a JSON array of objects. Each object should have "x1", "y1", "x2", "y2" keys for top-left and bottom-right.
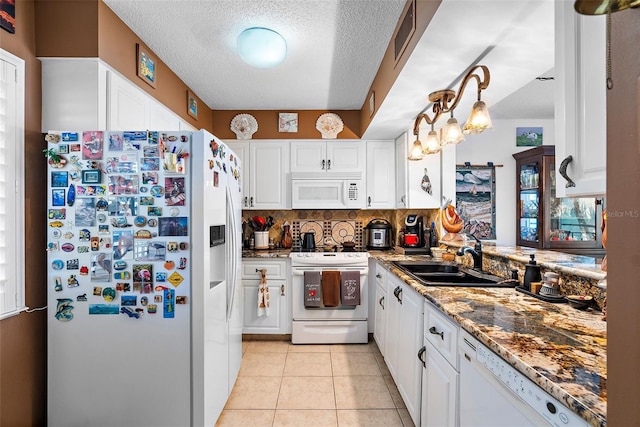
[
  {"x1": 242, "y1": 249, "x2": 292, "y2": 258},
  {"x1": 372, "y1": 252, "x2": 607, "y2": 427}
]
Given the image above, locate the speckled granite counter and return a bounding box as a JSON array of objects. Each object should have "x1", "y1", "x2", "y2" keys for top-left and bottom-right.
[
  {"x1": 372, "y1": 252, "x2": 607, "y2": 427},
  {"x1": 242, "y1": 249, "x2": 292, "y2": 258}
]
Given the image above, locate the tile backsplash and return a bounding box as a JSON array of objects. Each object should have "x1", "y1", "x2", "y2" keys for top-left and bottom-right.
[{"x1": 243, "y1": 209, "x2": 440, "y2": 248}]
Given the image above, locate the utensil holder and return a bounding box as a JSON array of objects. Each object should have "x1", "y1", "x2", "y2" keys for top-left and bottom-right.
[{"x1": 254, "y1": 231, "x2": 269, "y2": 249}]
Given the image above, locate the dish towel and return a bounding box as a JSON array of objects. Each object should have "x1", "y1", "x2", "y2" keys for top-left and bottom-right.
[
  {"x1": 321, "y1": 270, "x2": 341, "y2": 307},
  {"x1": 304, "y1": 271, "x2": 322, "y2": 307},
  {"x1": 340, "y1": 270, "x2": 361, "y2": 306},
  {"x1": 257, "y1": 269, "x2": 270, "y2": 317}
]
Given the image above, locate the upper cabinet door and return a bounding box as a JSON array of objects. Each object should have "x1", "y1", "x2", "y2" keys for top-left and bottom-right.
[
  {"x1": 366, "y1": 141, "x2": 395, "y2": 209},
  {"x1": 107, "y1": 70, "x2": 149, "y2": 131},
  {"x1": 326, "y1": 141, "x2": 365, "y2": 174},
  {"x1": 554, "y1": 1, "x2": 606, "y2": 197},
  {"x1": 290, "y1": 141, "x2": 327, "y2": 172},
  {"x1": 395, "y1": 133, "x2": 408, "y2": 208},
  {"x1": 250, "y1": 141, "x2": 290, "y2": 210},
  {"x1": 290, "y1": 140, "x2": 365, "y2": 174}
]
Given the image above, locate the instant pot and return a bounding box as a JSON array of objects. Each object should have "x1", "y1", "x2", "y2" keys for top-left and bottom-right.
[{"x1": 364, "y1": 218, "x2": 393, "y2": 250}]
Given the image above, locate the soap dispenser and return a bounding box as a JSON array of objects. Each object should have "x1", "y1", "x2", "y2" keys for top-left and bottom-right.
[{"x1": 523, "y1": 254, "x2": 542, "y2": 291}]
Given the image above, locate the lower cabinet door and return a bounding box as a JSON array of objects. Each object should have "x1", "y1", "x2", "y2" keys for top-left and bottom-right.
[
  {"x1": 242, "y1": 281, "x2": 287, "y2": 334},
  {"x1": 373, "y1": 284, "x2": 386, "y2": 354},
  {"x1": 421, "y1": 341, "x2": 458, "y2": 427}
]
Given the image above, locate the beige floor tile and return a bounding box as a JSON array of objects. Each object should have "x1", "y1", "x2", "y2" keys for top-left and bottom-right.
[
  {"x1": 241, "y1": 341, "x2": 250, "y2": 354},
  {"x1": 330, "y1": 343, "x2": 372, "y2": 353},
  {"x1": 333, "y1": 376, "x2": 395, "y2": 409},
  {"x1": 239, "y1": 351, "x2": 287, "y2": 377},
  {"x1": 336, "y1": 409, "x2": 404, "y2": 426},
  {"x1": 288, "y1": 344, "x2": 332, "y2": 353},
  {"x1": 277, "y1": 377, "x2": 336, "y2": 410},
  {"x1": 397, "y1": 408, "x2": 416, "y2": 427},
  {"x1": 284, "y1": 352, "x2": 333, "y2": 377},
  {"x1": 225, "y1": 376, "x2": 282, "y2": 410},
  {"x1": 246, "y1": 340, "x2": 291, "y2": 353},
  {"x1": 383, "y1": 375, "x2": 406, "y2": 409},
  {"x1": 331, "y1": 352, "x2": 381, "y2": 376},
  {"x1": 215, "y1": 409, "x2": 274, "y2": 426},
  {"x1": 273, "y1": 409, "x2": 338, "y2": 426},
  {"x1": 369, "y1": 341, "x2": 382, "y2": 354},
  {"x1": 373, "y1": 352, "x2": 391, "y2": 377}
]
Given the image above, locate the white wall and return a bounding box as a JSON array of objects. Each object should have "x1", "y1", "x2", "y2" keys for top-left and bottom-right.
[{"x1": 455, "y1": 119, "x2": 554, "y2": 245}]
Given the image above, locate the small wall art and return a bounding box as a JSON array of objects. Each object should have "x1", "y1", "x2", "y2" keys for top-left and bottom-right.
[
  {"x1": 136, "y1": 43, "x2": 157, "y2": 88},
  {"x1": 187, "y1": 90, "x2": 198, "y2": 119},
  {"x1": 0, "y1": 0, "x2": 16, "y2": 34},
  {"x1": 516, "y1": 127, "x2": 543, "y2": 146},
  {"x1": 278, "y1": 113, "x2": 298, "y2": 133}
]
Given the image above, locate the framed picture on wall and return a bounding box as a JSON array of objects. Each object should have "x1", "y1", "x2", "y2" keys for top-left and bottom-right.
[
  {"x1": 0, "y1": 0, "x2": 16, "y2": 34},
  {"x1": 187, "y1": 90, "x2": 198, "y2": 119},
  {"x1": 278, "y1": 113, "x2": 298, "y2": 133},
  {"x1": 136, "y1": 43, "x2": 157, "y2": 88},
  {"x1": 516, "y1": 127, "x2": 543, "y2": 146}
]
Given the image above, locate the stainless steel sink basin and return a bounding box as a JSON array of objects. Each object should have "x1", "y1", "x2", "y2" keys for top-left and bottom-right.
[{"x1": 392, "y1": 261, "x2": 516, "y2": 288}]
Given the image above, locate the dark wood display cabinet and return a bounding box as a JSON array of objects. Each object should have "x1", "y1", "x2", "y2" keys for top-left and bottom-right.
[{"x1": 513, "y1": 146, "x2": 605, "y2": 258}]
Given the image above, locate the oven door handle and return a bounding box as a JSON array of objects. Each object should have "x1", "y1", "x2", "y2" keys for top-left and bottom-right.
[{"x1": 292, "y1": 268, "x2": 368, "y2": 276}]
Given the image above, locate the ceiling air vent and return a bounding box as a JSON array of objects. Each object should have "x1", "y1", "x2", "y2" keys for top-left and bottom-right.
[{"x1": 394, "y1": 0, "x2": 416, "y2": 64}]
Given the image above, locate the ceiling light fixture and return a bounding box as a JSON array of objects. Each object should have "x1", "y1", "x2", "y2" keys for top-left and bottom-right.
[
  {"x1": 237, "y1": 27, "x2": 287, "y2": 68},
  {"x1": 408, "y1": 65, "x2": 492, "y2": 160}
]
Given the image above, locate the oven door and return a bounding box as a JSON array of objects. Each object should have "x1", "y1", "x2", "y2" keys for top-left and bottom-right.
[{"x1": 291, "y1": 267, "x2": 368, "y2": 320}]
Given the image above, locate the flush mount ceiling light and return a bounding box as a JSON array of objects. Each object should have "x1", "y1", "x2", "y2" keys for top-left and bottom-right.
[
  {"x1": 408, "y1": 65, "x2": 492, "y2": 160},
  {"x1": 237, "y1": 27, "x2": 287, "y2": 68}
]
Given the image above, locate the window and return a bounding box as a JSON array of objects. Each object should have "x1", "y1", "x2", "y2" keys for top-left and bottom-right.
[{"x1": 0, "y1": 48, "x2": 25, "y2": 319}]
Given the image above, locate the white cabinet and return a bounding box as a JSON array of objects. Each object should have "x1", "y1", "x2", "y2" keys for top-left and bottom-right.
[
  {"x1": 240, "y1": 259, "x2": 291, "y2": 334},
  {"x1": 366, "y1": 141, "x2": 396, "y2": 209},
  {"x1": 385, "y1": 274, "x2": 424, "y2": 426},
  {"x1": 228, "y1": 141, "x2": 290, "y2": 210},
  {"x1": 394, "y1": 131, "x2": 448, "y2": 208},
  {"x1": 554, "y1": 1, "x2": 606, "y2": 197},
  {"x1": 421, "y1": 300, "x2": 459, "y2": 427},
  {"x1": 290, "y1": 140, "x2": 365, "y2": 175},
  {"x1": 41, "y1": 58, "x2": 185, "y2": 132},
  {"x1": 372, "y1": 261, "x2": 388, "y2": 354}
]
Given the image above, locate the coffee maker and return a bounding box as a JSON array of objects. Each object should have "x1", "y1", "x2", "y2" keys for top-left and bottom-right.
[{"x1": 404, "y1": 214, "x2": 424, "y2": 248}]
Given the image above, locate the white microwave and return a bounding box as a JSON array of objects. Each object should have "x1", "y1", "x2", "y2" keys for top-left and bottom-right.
[{"x1": 291, "y1": 173, "x2": 364, "y2": 209}]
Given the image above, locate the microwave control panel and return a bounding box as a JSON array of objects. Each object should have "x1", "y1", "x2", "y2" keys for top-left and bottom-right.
[{"x1": 348, "y1": 182, "x2": 358, "y2": 201}]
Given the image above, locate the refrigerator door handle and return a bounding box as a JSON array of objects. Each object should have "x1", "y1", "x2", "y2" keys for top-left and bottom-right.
[{"x1": 226, "y1": 187, "x2": 237, "y2": 321}]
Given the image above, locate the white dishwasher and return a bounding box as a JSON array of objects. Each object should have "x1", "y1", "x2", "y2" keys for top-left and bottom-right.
[{"x1": 459, "y1": 329, "x2": 590, "y2": 427}]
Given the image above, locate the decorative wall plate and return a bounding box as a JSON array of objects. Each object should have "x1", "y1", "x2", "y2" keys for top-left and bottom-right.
[
  {"x1": 316, "y1": 113, "x2": 344, "y2": 139},
  {"x1": 230, "y1": 114, "x2": 258, "y2": 140}
]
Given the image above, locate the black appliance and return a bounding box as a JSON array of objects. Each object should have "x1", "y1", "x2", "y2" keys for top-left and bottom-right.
[{"x1": 301, "y1": 232, "x2": 316, "y2": 252}]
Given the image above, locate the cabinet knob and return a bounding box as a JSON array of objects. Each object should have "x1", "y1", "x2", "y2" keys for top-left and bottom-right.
[
  {"x1": 321, "y1": 159, "x2": 325, "y2": 170},
  {"x1": 393, "y1": 286, "x2": 402, "y2": 304},
  {"x1": 368, "y1": 196, "x2": 372, "y2": 207},
  {"x1": 400, "y1": 195, "x2": 406, "y2": 207},
  {"x1": 379, "y1": 296, "x2": 384, "y2": 309},
  {"x1": 244, "y1": 196, "x2": 248, "y2": 207},
  {"x1": 327, "y1": 159, "x2": 331, "y2": 170},
  {"x1": 250, "y1": 196, "x2": 254, "y2": 207},
  {"x1": 429, "y1": 326, "x2": 444, "y2": 340},
  {"x1": 417, "y1": 345, "x2": 426, "y2": 368},
  {"x1": 559, "y1": 155, "x2": 576, "y2": 188},
  {"x1": 280, "y1": 284, "x2": 285, "y2": 296},
  {"x1": 376, "y1": 273, "x2": 382, "y2": 279}
]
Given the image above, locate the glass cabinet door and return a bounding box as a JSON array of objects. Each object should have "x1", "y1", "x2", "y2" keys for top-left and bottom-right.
[
  {"x1": 519, "y1": 162, "x2": 540, "y2": 243},
  {"x1": 548, "y1": 160, "x2": 601, "y2": 244}
]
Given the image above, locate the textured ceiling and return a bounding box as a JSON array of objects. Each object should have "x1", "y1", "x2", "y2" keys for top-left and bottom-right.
[
  {"x1": 102, "y1": 0, "x2": 557, "y2": 140},
  {"x1": 103, "y1": 0, "x2": 406, "y2": 110}
]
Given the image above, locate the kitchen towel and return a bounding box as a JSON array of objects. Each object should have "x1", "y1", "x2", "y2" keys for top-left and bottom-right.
[
  {"x1": 304, "y1": 271, "x2": 322, "y2": 307},
  {"x1": 340, "y1": 270, "x2": 361, "y2": 306},
  {"x1": 321, "y1": 270, "x2": 341, "y2": 307},
  {"x1": 257, "y1": 269, "x2": 270, "y2": 317}
]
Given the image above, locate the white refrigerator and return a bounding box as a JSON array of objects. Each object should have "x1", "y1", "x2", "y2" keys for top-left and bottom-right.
[{"x1": 46, "y1": 129, "x2": 242, "y2": 427}]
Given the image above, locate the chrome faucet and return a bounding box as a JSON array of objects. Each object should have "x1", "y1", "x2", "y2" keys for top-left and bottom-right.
[{"x1": 456, "y1": 234, "x2": 483, "y2": 269}]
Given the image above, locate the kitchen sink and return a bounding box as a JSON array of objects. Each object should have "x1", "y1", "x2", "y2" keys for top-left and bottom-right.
[{"x1": 392, "y1": 261, "x2": 517, "y2": 288}]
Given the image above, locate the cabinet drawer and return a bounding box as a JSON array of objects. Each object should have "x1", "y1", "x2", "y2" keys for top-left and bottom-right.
[
  {"x1": 241, "y1": 260, "x2": 288, "y2": 280},
  {"x1": 424, "y1": 301, "x2": 459, "y2": 369}
]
